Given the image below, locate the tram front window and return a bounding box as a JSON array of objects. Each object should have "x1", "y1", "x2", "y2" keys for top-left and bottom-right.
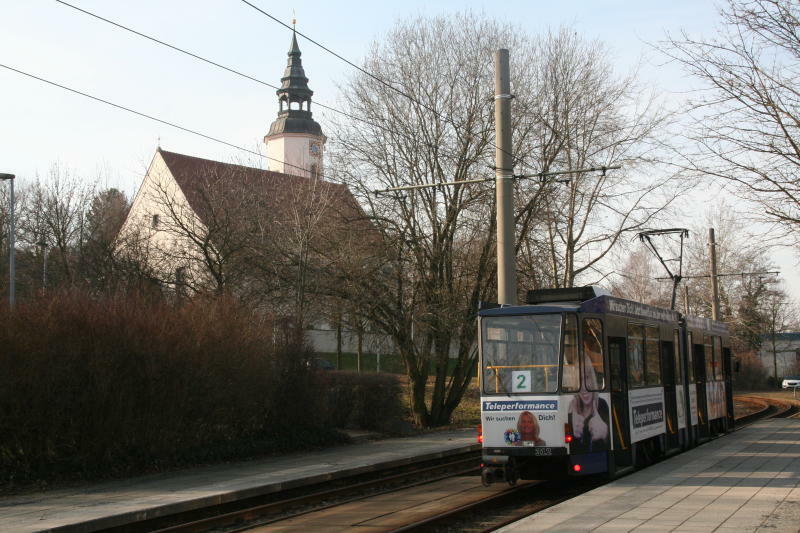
[{"x1": 482, "y1": 314, "x2": 561, "y2": 394}]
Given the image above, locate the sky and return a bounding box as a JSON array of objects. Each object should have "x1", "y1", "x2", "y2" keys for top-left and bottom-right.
[{"x1": 1, "y1": 0, "x2": 797, "y2": 299}]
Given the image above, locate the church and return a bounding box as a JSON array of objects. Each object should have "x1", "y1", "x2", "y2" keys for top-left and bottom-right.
[{"x1": 116, "y1": 31, "x2": 379, "y2": 355}]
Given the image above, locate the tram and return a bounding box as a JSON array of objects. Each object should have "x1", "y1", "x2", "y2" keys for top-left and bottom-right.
[{"x1": 478, "y1": 286, "x2": 732, "y2": 484}]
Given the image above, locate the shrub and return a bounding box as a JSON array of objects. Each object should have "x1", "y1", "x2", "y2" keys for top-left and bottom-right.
[
  {"x1": 0, "y1": 290, "x2": 345, "y2": 489},
  {"x1": 733, "y1": 351, "x2": 769, "y2": 390},
  {"x1": 321, "y1": 371, "x2": 406, "y2": 433}
]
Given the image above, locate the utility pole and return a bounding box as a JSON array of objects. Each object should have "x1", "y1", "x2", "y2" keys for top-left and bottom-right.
[
  {"x1": 373, "y1": 50, "x2": 617, "y2": 307},
  {"x1": 0, "y1": 173, "x2": 15, "y2": 310},
  {"x1": 494, "y1": 49, "x2": 516, "y2": 305},
  {"x1": 684, "y1": 285, "x2": 690, "y2": 316},
  {"x1": 708, "y1": 228, "x2": 720, "y2": 321},
  {"x1": 38, "y1": 240, "x2": 48, "y2": 293}
]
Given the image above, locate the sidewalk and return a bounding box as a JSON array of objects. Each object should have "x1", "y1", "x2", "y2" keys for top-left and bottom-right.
[
  {"x1": 498, "y1": 419, "x2": 800, "y2": 532},
  {"x1": 0, "y1": 428, "x2": 479, "y2": 533}
]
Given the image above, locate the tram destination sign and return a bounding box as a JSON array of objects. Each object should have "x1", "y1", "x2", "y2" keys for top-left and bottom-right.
[{"x1": 582, "y1": 296, "x2": 679, "y2": 324}]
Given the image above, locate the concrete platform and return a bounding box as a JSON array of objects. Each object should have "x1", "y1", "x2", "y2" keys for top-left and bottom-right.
[
  {"x1": 498, "y1": 419, "x2": 800, "y2": 532},
  {"x1": 0, "y1": 428, "x2": 478, "y2": 533}
]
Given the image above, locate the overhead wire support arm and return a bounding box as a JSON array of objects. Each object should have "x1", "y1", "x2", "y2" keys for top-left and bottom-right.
[{"x1": 372, "y1": 165, "x2": 622, "y2": 195}]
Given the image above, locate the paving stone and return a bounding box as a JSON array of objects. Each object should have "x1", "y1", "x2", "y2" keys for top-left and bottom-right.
[{"x1": 498, "y1": 419, "x2": 800, "y2": 533}]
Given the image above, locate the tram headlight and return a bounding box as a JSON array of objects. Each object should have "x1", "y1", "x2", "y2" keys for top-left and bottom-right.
[
  {"x1": 564, "y1": 423, "x2": 573, "y2": 444},
  {"x1": 477, "y1": 425, "x2": 483, "y2": 444},
  {"x1": 573, "y1": 464, "x2": 582, "y2": 472},
  {"x1": 565, "y1": 434, "x2": 573, "y2": 443}
]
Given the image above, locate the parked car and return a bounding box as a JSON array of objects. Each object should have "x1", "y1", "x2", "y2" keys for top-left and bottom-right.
[
  {"x1": 308, "y1": 357, "x2": 336, "y2": 371},
  {"x1": 781, "y1": 376, "x2": 800, "y2": 389}
]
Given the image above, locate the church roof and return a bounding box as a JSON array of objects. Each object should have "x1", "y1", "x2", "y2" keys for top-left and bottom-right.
[{"x1": 158, "y1": 149, "x2": 361, "y2": 230}]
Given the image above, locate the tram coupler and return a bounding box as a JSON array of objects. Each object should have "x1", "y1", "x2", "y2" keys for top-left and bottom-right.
[{"x1": 481, "y1": 454, "x2": 512, "y2": 486}]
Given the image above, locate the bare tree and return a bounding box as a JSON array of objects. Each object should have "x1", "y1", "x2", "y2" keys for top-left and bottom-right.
[
  {"x1": 17, "y1": 164, "x2": 95, "y2": 288},
  {"x1": 515, "y1": 29, "x2": 686, "y2": 289},
  {"x1": 327, "y1": 15, "x2": 681, "y2": 427},
  {"x1": 662, "y1": 0, "x2": 800, "y2": 247},
  {"x1": 610, "y1": 247, "x2": 671, "y2": 307},
  {"x1": 82, "y1": 188, "x2": 130, "y2": 291}
]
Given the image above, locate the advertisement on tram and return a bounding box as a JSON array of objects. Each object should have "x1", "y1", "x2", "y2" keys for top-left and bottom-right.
[
  {"x1": 481, "y1": 391, "x2": 612, "y2": 453},
  {"x1": 629, "y1": 387, "x2": 666, "y2": 443},
  {"x1": 706, "y1": 381, "x2": 726, "y2": 420}
]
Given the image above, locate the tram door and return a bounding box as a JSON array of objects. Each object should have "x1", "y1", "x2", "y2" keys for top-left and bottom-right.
[
  {"x1": 723, "y1": 347, "x2": 734, "y2": 431},
  {"x1": 660, "y1": 339, "x2": 680, "y2": 452},
  {"x1": 608, "y1": 337, "x2": 633, "y2": 468},
  {"x1": 694, "y1": 342, "x2": 710, "y2": 440}
]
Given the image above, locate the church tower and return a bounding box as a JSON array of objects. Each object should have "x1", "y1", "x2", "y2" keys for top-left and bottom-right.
[{"x1": 264, "y1": 31, "x2": 325, "y2": 178}]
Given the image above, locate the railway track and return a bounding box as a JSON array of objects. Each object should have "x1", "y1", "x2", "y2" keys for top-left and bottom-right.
[
  {"x1": 110, "y1": 395, "x2": 796, "y2": 533},
  {"x1": 105, "y1": 451, "x2": 480, "y2": 533}
]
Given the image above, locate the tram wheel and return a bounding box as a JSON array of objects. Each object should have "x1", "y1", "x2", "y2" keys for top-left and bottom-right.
[
  {"x1": 505, "y1": 461, "x2": 518, "y2": 486},
  {"x1": 481, "y1": 467, "x2": 494, "y2": 487}
]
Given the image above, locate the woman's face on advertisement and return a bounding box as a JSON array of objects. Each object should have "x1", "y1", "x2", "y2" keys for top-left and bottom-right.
[
  {"x1": 519, "y1": 412, "x2": 535, "y2": 436},
  {"x1": 579, "y1": 387, "x2": 593, "y2": 406}
]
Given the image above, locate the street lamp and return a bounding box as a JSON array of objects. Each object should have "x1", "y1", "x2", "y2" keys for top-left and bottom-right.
[{"x1": 0, "y1": 173, "x2": 14, "y2": 310}]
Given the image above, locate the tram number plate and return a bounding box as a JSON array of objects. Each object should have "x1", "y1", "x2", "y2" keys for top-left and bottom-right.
[{"x1": 534, "y1": 447, "x2": 553, "y2": 456}]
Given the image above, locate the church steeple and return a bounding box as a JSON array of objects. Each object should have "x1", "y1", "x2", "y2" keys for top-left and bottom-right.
[
  {"x1": 267, "y1": 30, "x2": 323, "y2": 138},
  {"x1": 264, "y1": 29, "x2": 325, "y2": 178}
]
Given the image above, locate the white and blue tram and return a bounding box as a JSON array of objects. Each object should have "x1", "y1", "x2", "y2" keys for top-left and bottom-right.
[{"x1": 479, "y1": 286, "x2": 733, "y2": 484}]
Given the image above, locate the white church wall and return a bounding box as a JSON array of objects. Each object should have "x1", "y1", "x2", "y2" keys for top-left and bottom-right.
[
  {"x1": 117, "y1": 151, "x2": 210, "y2": 287},
  {"x1": 265, "y1": 133, "x2": 324, "y2": 178}
]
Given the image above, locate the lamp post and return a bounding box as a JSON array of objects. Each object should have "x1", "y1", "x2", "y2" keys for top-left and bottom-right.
[{"x1": 0, "y1": 173, "x2": 15, "y2": 310}]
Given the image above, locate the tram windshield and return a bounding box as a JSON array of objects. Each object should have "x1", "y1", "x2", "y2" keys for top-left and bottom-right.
[{"x1": 481, "y1": 314, "x2": 561, "y2": 394}]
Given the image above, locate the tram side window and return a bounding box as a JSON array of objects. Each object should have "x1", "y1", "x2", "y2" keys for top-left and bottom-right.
[
  {"x1": 627, "y1": 324, "x2": 646, "y2": 388},
  {"x1": 582, "y1": 318, "x2": 605, "y2": 391},
  {"x1": 608, "y1": 338, "x2": 625, "y2": 393},
  {"x1": 645, "y1": 326, "x2": 661, "y2": 386},
  {"x1": 673, "y1": 330, "x2": 682, "y2": 385},
  {"x1": 687, "y1": 332, "x2": 695, "y2": 382},
  {"x1": 713, "y1": 336, "x2": 722, "y2": 381},
  {"x1": 704, "y1": 335, "x2": 715, "y2": 381},
  {"x1": 562, "y1": 314, "x2": 580, "y2": 392}
]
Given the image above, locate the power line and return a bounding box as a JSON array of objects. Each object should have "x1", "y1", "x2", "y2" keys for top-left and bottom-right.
[
  {"x1": 655, "y1": 271, "x2": 780, "y2": 280},
  {"x1": 52, "y1": 0, "x2": 486, "y2": 166},
  {"x1": 237, "y1": 0, "x2": 522, "y2": 166},
  {"x1": 0, "y1": 62, "x2": 313, "y2": 175}
]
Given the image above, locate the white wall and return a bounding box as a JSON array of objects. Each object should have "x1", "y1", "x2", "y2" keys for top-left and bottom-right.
[{"x1": 265, "y1": 133, "x2": 324, "y2": 178}]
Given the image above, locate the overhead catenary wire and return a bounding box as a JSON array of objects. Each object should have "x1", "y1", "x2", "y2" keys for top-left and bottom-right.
[
  {"x1": 655, "y1": 271, "x2": 780, "y2": 280},
  {"x1": 52, "y1": 0, "x2": 491, "y2": 168},
  {"x1": 0, "y1": 62, "x2": 314, "y2": 176},
  {"x1": 373, "y1": 165, "x2": 621, "y2": 195}
]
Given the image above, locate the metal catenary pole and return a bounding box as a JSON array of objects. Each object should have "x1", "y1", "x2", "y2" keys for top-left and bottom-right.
[
  {"x1": 0, "y1": 173, "x2": 15, "y2": 310},
  {"x1": 708, "y1": 228, "x2": 720, "y2": 321},
  {"x1": 372, "y1": 51, "x2": 619, "y2": 306},
  {"x1": 494, "y1": 49, "x2": 516, "y2": 305}
]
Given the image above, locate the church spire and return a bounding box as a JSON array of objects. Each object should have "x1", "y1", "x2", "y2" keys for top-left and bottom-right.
[
  {"x1": 264, "y1": 29, "x2": 325, "y2": 178},
  {"x1": 266, "y1": 29, "x2": 322, "y2": 138}
]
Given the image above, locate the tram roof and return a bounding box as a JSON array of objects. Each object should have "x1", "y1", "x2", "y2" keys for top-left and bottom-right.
[
  {"x1": 478, "y1": 293, "x2": 728, "y2": 335},
  {"x1": 685, "y1": 314, "x2": 729, "y2": 335},
  {"x1": 479, "y1": 295, "x2": 681, "y2": 325},
  {"x1": 479, "y1": 303, "x2": 580, "y2": 317}
]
